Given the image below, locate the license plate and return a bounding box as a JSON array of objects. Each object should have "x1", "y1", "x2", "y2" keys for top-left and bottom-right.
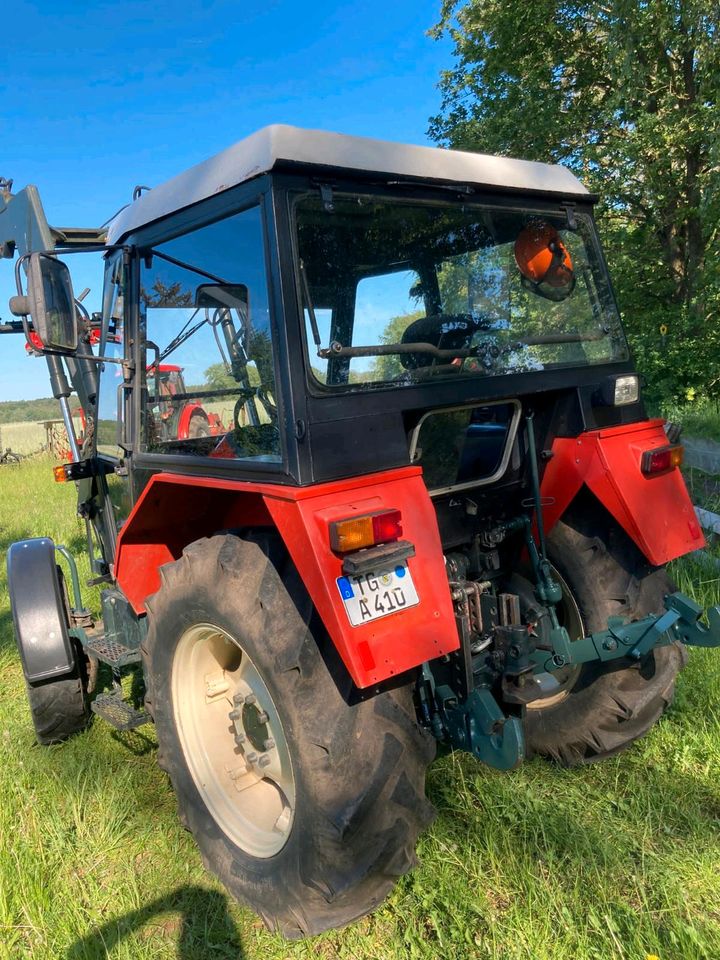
[{"x1": 336, "y1": 563, "x2": 420, "y2": 626}]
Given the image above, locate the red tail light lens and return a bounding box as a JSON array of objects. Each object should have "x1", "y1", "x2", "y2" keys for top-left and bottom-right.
[
  {"x1": 330, "y1": 509, "x2": 403, "y2": 553},
  {"x1": 641, "y1": 444, "x2": 684, "y2": 476},
  {"x1": 371, "y1": 510, "x2": 403, "y2": 543}
]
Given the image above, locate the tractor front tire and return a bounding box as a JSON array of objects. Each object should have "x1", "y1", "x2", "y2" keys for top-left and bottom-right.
[
  {"x1": 142, "y1": 534, "x2": 435, "y2": 938},
  {"x1": 524, "y1": 504, "x2": 687, "y2": 766},
  {"x1": 23, "y1": 567, "x2": 91, "y2": 746},
  {"x1": 26, "y1": 668, "x2": 90, "y2": 745}
]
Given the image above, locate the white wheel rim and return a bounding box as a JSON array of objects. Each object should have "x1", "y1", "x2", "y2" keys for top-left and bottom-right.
[{"x1": 171, "y1": 623, "x2": 295, "y2": 857}]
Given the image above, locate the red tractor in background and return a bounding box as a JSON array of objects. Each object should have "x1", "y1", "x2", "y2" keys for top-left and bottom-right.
[
  {"x1": 151, "y1": 363, "x2": 225, "y2": 441},
  {"x1": 1, "y1": 128, "x2": 719, "y2": 939}
]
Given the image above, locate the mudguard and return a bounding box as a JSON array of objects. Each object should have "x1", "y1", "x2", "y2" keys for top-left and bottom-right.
[
  {"x1": 177, "y1": 403, "x2": 206, "y2": 440},
  {"x1": 7, "y1": 537, "x2": 77, "y2": 683},
  {"x1": 540, "y1": 419, "x2": 705, "y2": 565},
  {"x1": 113, "y1": 468, "x2": 460, "y2": 689}
]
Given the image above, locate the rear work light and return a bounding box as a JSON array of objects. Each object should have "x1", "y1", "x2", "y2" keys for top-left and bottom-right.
[
  {"x1": 641, "y1": 444, "x2": 684, "y2": 476},
  {"x1": 329, "y1": 509, "x2": 403, "y2": 553},
  {"x1": 600, "y1": 374, "x2": 640, "y2": 406}
]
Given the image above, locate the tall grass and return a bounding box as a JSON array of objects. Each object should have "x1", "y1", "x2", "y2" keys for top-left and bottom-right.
[
  {"x1": 661, "y1": 399, "x2": 720, "y2": 443},
  {"x1": 0, "y1": 460, "x2": 719, "y2": 959}
]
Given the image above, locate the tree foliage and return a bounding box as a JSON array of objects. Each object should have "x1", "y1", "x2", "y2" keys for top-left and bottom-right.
[
  {"x1": 430, "y1": 0, "x2": 720, "y2": 405},
  {"x1": 0, "y1": 396, "x2": 61, "y2": 424}
]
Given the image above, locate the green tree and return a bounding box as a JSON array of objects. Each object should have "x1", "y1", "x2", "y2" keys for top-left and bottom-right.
[
  {"x1": 370, "y1": 310, "x2": 425, "y2": 380},
  {"x1": 430, "y1": 0, "x2": 720, "y2": 404},
  {"x1": 141, "y1": 279, "x2": 193, "y2": 308},
  {"x1": 204, "y1": 361, "x2": 260, "y2": 389}
]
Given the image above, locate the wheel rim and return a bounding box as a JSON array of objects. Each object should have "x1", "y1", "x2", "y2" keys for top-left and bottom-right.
[
  {"x1": 172, "y1": 623, "x2": 295, "y2": 857},
  {"x1": 525, "y1": 564, "x2": 584, "y2": 711}
]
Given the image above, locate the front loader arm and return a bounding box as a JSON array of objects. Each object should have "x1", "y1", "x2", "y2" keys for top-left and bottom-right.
[
  {"x1": 0, "y1": 178, "x2": 106, "y2": 419},
  {"x1": 0, "y1": 178, "x2": 117, "y2": 573},
  {"x1": 0, "y1": 180, "x2": 106, "y2": 260}
]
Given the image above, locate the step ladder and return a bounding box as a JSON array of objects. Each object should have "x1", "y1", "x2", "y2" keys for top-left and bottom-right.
[
  {"x1": 84, "y1": 633, "x2": 150, "y2": 730},
  {"x1": 91, "y1": 690, "x2": 150, "y2": 730}
]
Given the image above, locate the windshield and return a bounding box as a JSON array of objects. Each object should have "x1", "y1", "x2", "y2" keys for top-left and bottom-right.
[{"x1": 295, "y1": 193, "x2": 628, "y2": 390}]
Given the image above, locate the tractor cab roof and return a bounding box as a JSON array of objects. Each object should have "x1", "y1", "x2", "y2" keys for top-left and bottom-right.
[{"x1": 106, "y1": 125, "x2": 589, "y2": 244}]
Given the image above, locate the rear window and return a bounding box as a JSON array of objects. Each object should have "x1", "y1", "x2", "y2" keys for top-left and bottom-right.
[{"x1": 296, "y1": 193, "x2": 628, "y2": 391}]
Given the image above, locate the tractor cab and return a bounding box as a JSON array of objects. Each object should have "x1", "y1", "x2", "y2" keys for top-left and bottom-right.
[{"x1": 2, "y1": 126, "x2": 720, "y2": 939}]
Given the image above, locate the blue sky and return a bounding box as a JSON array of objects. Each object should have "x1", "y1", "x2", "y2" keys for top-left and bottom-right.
[{"x1": 0, "y1": 0, "x2": 452, "y2": 401}]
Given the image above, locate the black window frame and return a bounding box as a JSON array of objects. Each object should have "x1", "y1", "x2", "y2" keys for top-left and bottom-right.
[
  {"x1": 121, "y1": 175, "x2": 301, "y2": 485},
  {"x1": 286, "y1": 179, "x2": 633, "y2": 404}
]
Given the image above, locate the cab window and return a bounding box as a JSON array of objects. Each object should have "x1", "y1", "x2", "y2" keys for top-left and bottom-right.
[{"x1": 139, "y1": 205, "x2": 280, "y2": 462}]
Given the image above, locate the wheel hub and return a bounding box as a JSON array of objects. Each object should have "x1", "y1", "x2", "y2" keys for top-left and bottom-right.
[
  {"x1": 172, "y1": 623, "x2": 295, "y2": 857},
  {"x1": 508, "y1": 566, "x2": 584, "y2": 711}
]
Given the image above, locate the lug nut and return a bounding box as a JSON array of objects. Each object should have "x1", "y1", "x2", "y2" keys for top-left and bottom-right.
[
  {"x1": 228, "y1": 709, "x2": 241, "y2": 722},
  {"x1": 233, "y1": 693, "x2": 245, "y2": 706},
  {"x1": 258, "y1": 755, "x2": 271, "y2": 768},
  {"x1": 256, "y1": 710, "x2": 269, "y2": 724},
  {"x1": 245, "y1": 752, "x2": 258, "y2": 764},
  {"x1": 245, "y1": 694, "x2": 257, "y2": 706},
  {"x1": 234, "y1": 732, "x2": 246, "y2": 744},
  {"x1": 263, "y1": 738, "x2": 275, "y2": 751}
]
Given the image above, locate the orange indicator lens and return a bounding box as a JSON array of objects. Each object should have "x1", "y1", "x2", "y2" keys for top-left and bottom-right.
[
  {"x1": 641, "y1": 444, "x2": 684, "y2": 476},
  {"x1": 330, "y1": 509, "x2": 402, "y2": 553},
  {"x1": 53, "y1": 465, "x2": 68, "y2": 483}
]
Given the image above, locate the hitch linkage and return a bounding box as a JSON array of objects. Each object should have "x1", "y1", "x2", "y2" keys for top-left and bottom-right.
[
  {"x1": 533, "y1": 591, "x2": 720, "y2": 676},
  {"x1": 423, "y1": 591, "x2": 720, "y2": 772}
]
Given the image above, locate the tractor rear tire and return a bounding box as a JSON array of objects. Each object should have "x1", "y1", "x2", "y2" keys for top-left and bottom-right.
[
  {"x1": 523, "y1": 505, "x2": 687, "y2": 766},
  {"x1": 187, "y1": 413, "x2": 210, "y2": 439},
  {"x1": 142, "y1": 534, "x2": 436, "y2": 938}
]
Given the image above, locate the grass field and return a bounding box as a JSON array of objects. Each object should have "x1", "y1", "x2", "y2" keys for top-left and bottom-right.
[
  {"x1": 0, "y1": 459, "x2": 719, "y2": 960},
  {"x1": 0, "y1": 418, "x2": 86, "y2": 458}
]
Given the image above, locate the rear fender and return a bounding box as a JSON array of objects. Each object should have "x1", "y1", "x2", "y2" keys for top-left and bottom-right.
[
  {"x1": 7, "y1": 537, "x2": 77, "y2": 683},
  {"x1": 113, "y1": 469, "x2": 459, "y2": 689},
  {"x1": 176, "y1": 403, "x2": 206, "y2": 440},
  {"x1": 541, "y1": 419, "x2": 704, "y2": 565}
]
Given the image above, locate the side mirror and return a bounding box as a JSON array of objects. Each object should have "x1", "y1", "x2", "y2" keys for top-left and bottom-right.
[
  {"x1": 195, "y1": 283, "x2": 249, "y2": 312},
  {"x1": 9, "y1": 252, "x2": 78, "y2": 352}
]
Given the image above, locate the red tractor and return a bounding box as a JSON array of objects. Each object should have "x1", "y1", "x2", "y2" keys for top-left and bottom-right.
[
  {"x1": 150, "y1": 363, "x2": 225, "y2": 441},
  {"x1": 1, "y1": 129, "x2": 719, "y2": 938}
]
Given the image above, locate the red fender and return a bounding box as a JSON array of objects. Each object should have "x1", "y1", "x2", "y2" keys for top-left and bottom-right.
[
  {"x1": 113, "y1": 468, "x2": 459, "y2": 688},
  {"x1": 540, "y1": 419, "x2": 704, "y2": 565},
  {"x1": 176, "y1": 403, "x2": 206, "y2": 439}
]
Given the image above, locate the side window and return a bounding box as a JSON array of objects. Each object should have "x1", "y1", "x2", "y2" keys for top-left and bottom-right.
[
  {"x1": 96, "y1": 254, "x2": 126, "y2": 459},
  {"x1": 310, "y1": 268, "x2": 425, "y2": 386},
  {"x1": 139, "y1": 206, "x2": 280, "y2": 462},
  {"x1": 352, "y1": 270, "x2": 425, "y2": 383}
]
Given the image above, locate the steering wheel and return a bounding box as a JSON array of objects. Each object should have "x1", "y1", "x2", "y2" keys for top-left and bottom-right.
[{"x1": 399, "y1": 313, "x2": 490, "y2": 370}]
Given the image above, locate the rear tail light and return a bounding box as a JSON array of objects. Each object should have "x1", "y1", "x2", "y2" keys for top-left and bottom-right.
[
  {"x1": 330, "y1": 509, "x2": 402, "y2": 553},
  {"x1": 641, "y1": 444, "x2": 684, "y2": 476}
]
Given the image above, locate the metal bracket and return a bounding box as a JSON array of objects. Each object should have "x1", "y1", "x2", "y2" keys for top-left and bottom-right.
[
  {"x1": 319, "y1": 183, "x2": 334, "y2": 213},
  {"x1": 666, "y1": 592, "x2": 720, "y2": 648},
  {"x1": 436, "y1": 684, "x2": 524, "y2": 770}
]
